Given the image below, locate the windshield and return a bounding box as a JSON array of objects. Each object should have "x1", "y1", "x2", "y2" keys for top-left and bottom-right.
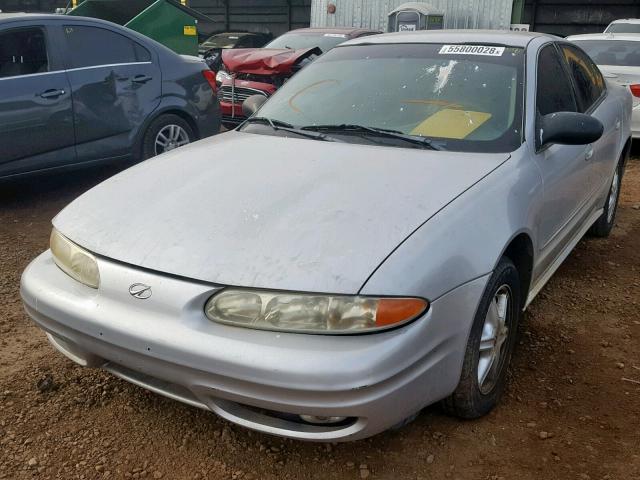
[
  {"x1": 250, "y1": 43, "x2": 525, "y2": 153},
  {"x1": 605, "y1": 23, "x2": 640, "y2": 34},
  {"x1": 572, "y1": 40, "x2": 640, "y2": 67},
  {"x1": 201, "y1": 33, "x2": 244, "y2": 50},
  {"x1": 265, "y1": 32, "x2": 348, "y2": 52}
]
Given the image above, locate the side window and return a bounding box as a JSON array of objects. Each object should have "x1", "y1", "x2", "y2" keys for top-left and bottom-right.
[
  {"x1": 0, "y1": 27, "x2": 48, "y2": 78},
  {"x1": 536, "y1": 45, "x2": 577, "y2": 116},
  {"x1": 63, "y1": 25, "x2": 140, "y2": 68},
  {"x1": 133, "y1": 43, "x2": 151, "y2": 62},
  {"x1": 236, "y1": 36, "x2": 253, "y2": 48},
  {"x1": 559, "y1": 45, "x2": 605, "y2": 112}
]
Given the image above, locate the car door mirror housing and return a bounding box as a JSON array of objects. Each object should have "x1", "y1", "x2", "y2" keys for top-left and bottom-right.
[
  {"x1": 539, "y1": 112, "x2": 604, "y2": 149},
  {"x1": 242, "y1": 95, "x2": 268, "y2": 117}
]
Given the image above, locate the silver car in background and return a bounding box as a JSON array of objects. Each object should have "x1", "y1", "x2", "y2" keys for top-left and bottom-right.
[
  {"x1": 568, "y1": 33, "x2": 640, "y2": 138},
  {"x1": 21, "y1": 31, "x2": 632, "y2": 442},
  {"x1": 604, "y1": 18, "x2": 640, "y2": 34}
]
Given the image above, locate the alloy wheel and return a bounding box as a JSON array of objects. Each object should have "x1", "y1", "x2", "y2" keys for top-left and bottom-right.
[
  {"x1": 607, "y1": 169, "x2": 620, "y2": 224},
  {"x1": 478, "y1": 285, "x2": 512, "y2": 394},
  {"x1": 155, "y1": 124, "x2": 190, "y2": 155}
]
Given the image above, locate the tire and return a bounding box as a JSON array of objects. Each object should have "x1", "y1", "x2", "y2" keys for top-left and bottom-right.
[
  {"x1": 141, "y1": 114, "x2": 195, "y2": 160},
  {"x1": 589, "y1": 161, "x2": 622, "y2": 238},
  {"x1": 442, "y1": 257, "x2": 521, "y2": 419}
]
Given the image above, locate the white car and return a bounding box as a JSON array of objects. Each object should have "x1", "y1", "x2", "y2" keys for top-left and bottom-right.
[
  {"x1": 604, "y1": 19, "x2": 640, "y2": 34},
  {"x1": 568, "y1": 33, "x2": 640, "y2": 138}
]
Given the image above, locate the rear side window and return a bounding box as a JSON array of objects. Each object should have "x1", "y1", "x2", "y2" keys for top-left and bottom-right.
[
  {"x1": 0, "y1": 27, "x2": 48, "y2": 78},
  {"x1": 605, "y1": 23, "x2": 640, "y2": 34},
  {"x1": 63, "y1": 25, "x2": 149, "y2": 68},
  {"x1": 559, "y1": 45, "x2": 605, "y2": 113},
  {"x1": 536, "y1": 45, "x2": 577, "y2": 116}
]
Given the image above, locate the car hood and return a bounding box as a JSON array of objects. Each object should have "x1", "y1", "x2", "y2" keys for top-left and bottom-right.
[
  {"x1": 222, "y1": 47, "x2": 321, "y2": 75},
  {"x1": 54, "y1": 132, "x2": 509, "y2": 294}
]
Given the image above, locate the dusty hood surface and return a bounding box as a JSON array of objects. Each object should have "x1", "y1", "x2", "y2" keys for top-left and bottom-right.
[
  {"x1": 221, "y1": 47, "x2": 321, "y2": 75},
  {"x1": 54, "y1": 132, "x2": 508, "y2": 294}
]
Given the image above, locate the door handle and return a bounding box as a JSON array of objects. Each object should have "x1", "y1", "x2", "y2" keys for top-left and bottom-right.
[
  {"x1": 615, "y1": 119, "x2": 621, "y2": 130},
  {"x1": 39, "y1": 89, "x2": 65, "y2": 99},
  {"x1": 132, "y1": 75, "x2": 152, "y2": 84},
  {"x1": 585, "y1": 145, "x2": 594, "y2": 161}
]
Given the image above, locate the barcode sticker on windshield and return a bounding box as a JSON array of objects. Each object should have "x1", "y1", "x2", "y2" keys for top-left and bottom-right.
[{"x1": 439, "y1": 45, "x2": 505, "y2": 56}]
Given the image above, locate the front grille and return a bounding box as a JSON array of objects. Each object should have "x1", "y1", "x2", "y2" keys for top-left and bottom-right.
[
  {"x1": 221, "y1": 114, "x2": 245, "y2": 125},
  {"x1": 219, "y1": 85, "x2": 267, "y2": 104}
]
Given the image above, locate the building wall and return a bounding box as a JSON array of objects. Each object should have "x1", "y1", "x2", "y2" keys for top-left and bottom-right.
[
  {"x1": 0, "y1": 0, "x2": 312, "y2": 36},
  {"x1": 523, "y1": 0, "x2": 640, "y2": 36},
  {"x1": 310, "y1": 0, "x2": 514, "y2": 31},
  {"x1": 0, "y1": 0, "x2": 67, "y2": 12},
  {"x1": 188, "y1": 0, "x2": 311, "y2": 36}
]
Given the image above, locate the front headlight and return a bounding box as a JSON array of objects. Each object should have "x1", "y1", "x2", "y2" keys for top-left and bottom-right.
[
  {"x1": 216, "y1": 69, "x2": 231, "y2": 83},
  {"x1": 204, "y1": 289, "x2": 428, "y2": 334},
  {"x1": 50, "y1": 228, "x2": 100, "y2": 289}
]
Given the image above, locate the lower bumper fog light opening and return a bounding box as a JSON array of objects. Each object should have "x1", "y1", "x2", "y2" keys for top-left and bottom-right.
[{"x1": 299, "y1": 415, "x2": 348, "y2": 425}]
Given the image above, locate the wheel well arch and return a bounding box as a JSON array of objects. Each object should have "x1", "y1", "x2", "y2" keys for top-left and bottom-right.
[
  {"x1": 501, "y1": 232, "x2": 534, "y2": 309},
  {"x1": 134, "y1": 107, "x2": 200, "y2": 160},
  {"x1": 620, "y1": 136, "x2": 632, "y2": 170},
  {"x1": 155, "y1": 108, "x2": 200, "y2": 140}
]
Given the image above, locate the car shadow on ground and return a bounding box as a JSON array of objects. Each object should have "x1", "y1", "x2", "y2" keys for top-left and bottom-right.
[{"x1": 0, "y1": 163, "x2": 127, "y2": 210}]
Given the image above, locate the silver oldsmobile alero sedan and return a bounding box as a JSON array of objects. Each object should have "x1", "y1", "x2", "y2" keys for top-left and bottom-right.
[{"x1": 21, "y1": 30, "x2": 632, "y2": 441}]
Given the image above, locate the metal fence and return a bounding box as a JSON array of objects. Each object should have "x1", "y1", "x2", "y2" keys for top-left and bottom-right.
[{"x1": 311, "y1": 0, "x2": 514, "y2": 31}]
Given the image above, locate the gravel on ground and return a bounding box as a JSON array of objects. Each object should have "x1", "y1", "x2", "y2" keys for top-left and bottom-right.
[{"x1": 1, "y1": 157, "x2": 639, "y2": 479}]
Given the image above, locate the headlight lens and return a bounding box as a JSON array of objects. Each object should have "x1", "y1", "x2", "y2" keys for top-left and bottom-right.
[
  {"x1": 216, "y1": 69, "x2": 231, "y2": 83},
  {"x1": 205, "y1": 289, "x2": 428, "y2": 334},
  {"x1": 50, "y1": 229, "x2": 100, "y2": 289}
]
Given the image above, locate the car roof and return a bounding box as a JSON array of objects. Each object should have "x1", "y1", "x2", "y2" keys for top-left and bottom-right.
[
  {"x1": 287, "y1": 27, "x2": 381, "y2": 37},
  {"x1": 608, "y1": 18, "x2": 640, "y2": 24},
  {"x1": 342, "y1": 29, "x2": 557, "y2": 48},
  {"x1": 211, "y1": 32, "x2": 262, "y2": 37},
  {"x1": 567, "y1": 33, "x2": 640, "y2": 42},
  {"x1": 0, "y1": 12, "x2": 45, "y2": 20},
  {"x1": 0, "y1": 13, "x2": 115, "y2": 27}
]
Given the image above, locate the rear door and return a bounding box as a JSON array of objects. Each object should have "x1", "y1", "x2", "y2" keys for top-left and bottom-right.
[
  {"x1": 558, "y1": 43, "x2": 619, "y2": 198},
  {"x1": 61, "y1": 24, "x2": 161, "y2": 162},
  {"x1": 0, "y1": 23, "x2": 75, "y2": 177}
]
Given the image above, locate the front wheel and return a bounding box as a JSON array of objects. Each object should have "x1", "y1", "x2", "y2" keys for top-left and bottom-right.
[
  {"x1": 141, "y1": 114, "x2": 194, "y2": 160},
  {"x1": 589, "y1": 161, "x2": 622, "y2": 238},
  {"x1": 442, "y1": 257, "x2": 521, "y2": 419}
]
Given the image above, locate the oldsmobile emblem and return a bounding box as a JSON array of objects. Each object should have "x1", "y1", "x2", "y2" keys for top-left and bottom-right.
[{"x1": 129, "y1": 283, "x2": 152, "y2": 299}]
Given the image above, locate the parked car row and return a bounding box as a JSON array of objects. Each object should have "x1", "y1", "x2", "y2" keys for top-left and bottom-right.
[
  {"x1": 19, "y1": 26, "x2": 632, "y2": 442},
  {"x1": 3, "y1": 11, "x2": 638, "y2": 181}
]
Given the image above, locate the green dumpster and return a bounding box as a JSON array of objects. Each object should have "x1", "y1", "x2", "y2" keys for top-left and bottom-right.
[{"x1": 68, "y1": 0, "x2": 216, "y2": 56}]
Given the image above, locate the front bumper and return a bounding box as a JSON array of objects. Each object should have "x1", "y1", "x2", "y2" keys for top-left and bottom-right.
[
  {"x1": 220, "y1": 101, "x2": 246, "y2": 127},
  {"x1": 21, "y1": 251, "x2": 488, "y2": 441}
]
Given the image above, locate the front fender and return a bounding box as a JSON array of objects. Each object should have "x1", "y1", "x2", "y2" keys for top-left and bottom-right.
[{"x1": 359, "y1": 145, "x2": 543, "y2": 302}]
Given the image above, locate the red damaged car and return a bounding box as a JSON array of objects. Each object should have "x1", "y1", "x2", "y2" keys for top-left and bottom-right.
[{"x1": 217, "y1": 27, "x2": 380, "y2": 128}]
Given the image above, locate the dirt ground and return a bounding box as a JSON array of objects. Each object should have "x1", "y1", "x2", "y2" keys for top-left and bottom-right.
[{"x1": 1, "y1": 156, "x2": 639, "y2": 480}]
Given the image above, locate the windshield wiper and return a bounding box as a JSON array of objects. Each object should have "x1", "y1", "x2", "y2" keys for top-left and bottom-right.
[
  {"x1": 243, "y1": 117, "x2": 338, "y2": 142},
  {"x1": 301, "y1": 124, "x2": 443, "y2": 150}
]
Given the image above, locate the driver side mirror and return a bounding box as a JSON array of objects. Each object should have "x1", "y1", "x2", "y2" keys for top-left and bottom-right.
[
  {"x1": 242, "y1": 94, "x2": 268, "y2": 117},
  {"x1": 538, "y1": 112, "x2": 603, "y2": 150}
]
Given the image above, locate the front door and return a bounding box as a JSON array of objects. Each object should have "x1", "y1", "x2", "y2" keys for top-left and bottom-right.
[
  {"x1": 558, "y1": 43, "x2": 620, "y2": 199},
  {"x1": 532, "y1": 44, "x2": 596, "y2": 280},
  {"x1": 61, "y1": 24, "x2": 161, "y2": 162},
  {"x1": 0, "y1": 25, "x2": 75, "y2": 177}
]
